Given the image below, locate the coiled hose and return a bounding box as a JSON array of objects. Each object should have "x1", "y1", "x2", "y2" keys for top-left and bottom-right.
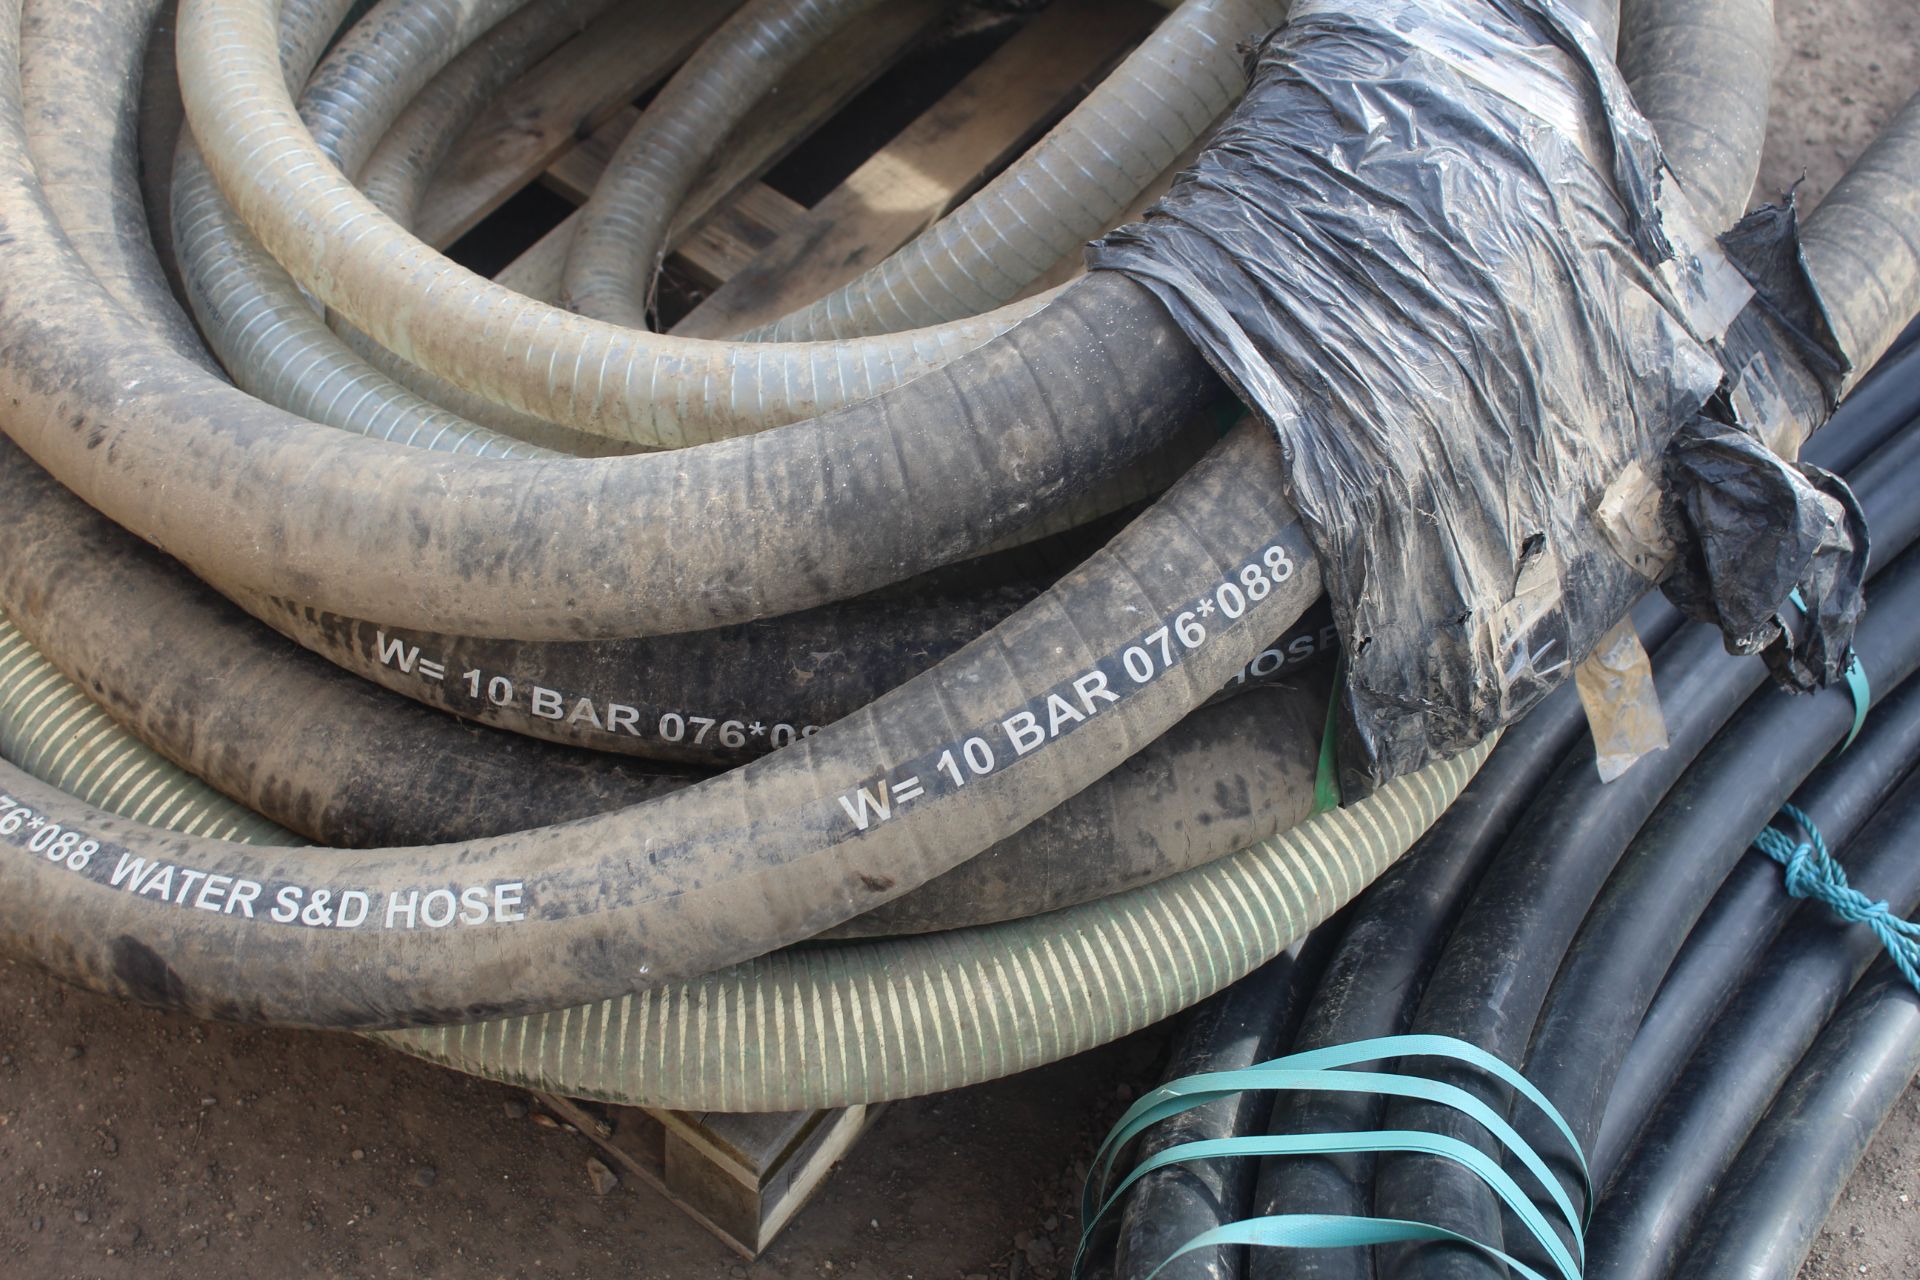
[
  {"x1": 0, "y1": 0, "x2": 1351, "y2": 1036},
  {"x1": 632, "y1": 0, "x2": 1288, "y2": 341},
  {"x1": 0, "y1": 0, "x2": 1914, "y2": 1121}
]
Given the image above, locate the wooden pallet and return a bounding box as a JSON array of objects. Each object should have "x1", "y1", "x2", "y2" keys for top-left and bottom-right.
[
  {"x1": 538, "y1": 1092, "x2": 882, "y2": 1259},
  {"x1": 391, "y1": 0, "x2": 1183, "y2": 1255}
]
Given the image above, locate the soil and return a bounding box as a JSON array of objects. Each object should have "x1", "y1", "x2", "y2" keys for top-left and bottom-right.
[{"x1": 3, "y1": 2, "x2": 1918, "y2": 1279}]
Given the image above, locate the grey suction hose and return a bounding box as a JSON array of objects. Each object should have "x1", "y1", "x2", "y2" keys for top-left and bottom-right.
[
  {"x1": 299, "y1": 0, "x2": 528, "y2": 182},
  {"x1": 736, "y1": 0, "x2": 1288, "y2": 342},
  {"x1": 170, "y1": 0, "x2": 559, "y2": 460},
  {"x1": 1802, "y1": 89, "x2": 1920, "y2": 392},
  {"x1": 0, "y1": 396, "x2": 1327, "y2": 1030},
  {"x1": 176, "y1": 0, "x2": 1037, "y2": 447},
  {"x1": 559, "y1": 0, "x2": 892, "y2": 328},
  {"x1": 329, "y1": 0, "x2": 626, "y2": 455},
  {"x1": 351, "y1": 0, "x2": 608, "y2": 228}
]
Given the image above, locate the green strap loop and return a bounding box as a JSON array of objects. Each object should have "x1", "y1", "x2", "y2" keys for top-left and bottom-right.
[
  {"x1": 1078, "y1": 1034, "x2": 1592, "y2": 1280},
  {"x1": 1313, "y1": 679, "x2": 1343, "y2": 814},
  {"x1": 1084, "y1": 1064, "x2": 1586, "y2": 1251},
  {"x1": 1077, "y1": 1129, "x2": 1583, "y2": 1280},
  {"x1": 1787, "y1": 588, "x2": 1870, "y2": 748},
  {"x1": 1137, "y1": 1214, "x2": 1563, "y2": 1280}
]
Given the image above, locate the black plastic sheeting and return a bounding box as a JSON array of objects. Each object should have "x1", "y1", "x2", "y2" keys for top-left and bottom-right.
[{"x1": 1090, "y1": 0, "x2": 1865, "y2": 794}]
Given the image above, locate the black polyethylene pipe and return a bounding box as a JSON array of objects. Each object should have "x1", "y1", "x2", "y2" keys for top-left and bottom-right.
[
  {"x1": 1510, "y1": 540, "x2": 1920, "y2": 1232},
  {"x1": 1671, "y1": 959, "x2": 1920, "y2": 1280},
  {"x1": 1583, "y1": 766, "x2": 1920, "y2": 1279},
  {"x1": 1240, "y1": 675, "x2": 1597, "y2": 1280},
  {"x1": 1590, "y1": 667, "x2": 1920, "y2": 1179},
  {"x1": 1370, "y1": 420, "x2": 1920, "y2": 1280},
  {"x1": 1369, "y1": 622, "x2": 1819, "y2": 1279}
]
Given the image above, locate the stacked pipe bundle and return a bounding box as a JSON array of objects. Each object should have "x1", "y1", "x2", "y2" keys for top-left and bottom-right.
[
  {"x1": 1092, "y1": 330, "x2": 1920, "y2": 1277},
  {"x1": 0, "y1": 0, "x2": 1915, "y2": 1146}
]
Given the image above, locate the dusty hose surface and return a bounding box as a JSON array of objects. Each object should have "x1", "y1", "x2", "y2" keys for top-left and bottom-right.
[
  {"x1": 1, "y1": 0, "x2": 1912, "y2": 1129},
  {"x1": 178, "y1": 0, "x2": 1058, "y2": 445},
  {"x1": 0, "y1": 0, "x2": 1349, "y2": 1038}
]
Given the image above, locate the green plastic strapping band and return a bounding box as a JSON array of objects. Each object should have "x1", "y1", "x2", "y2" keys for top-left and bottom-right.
[
  {"x1": 1313, "y1": 680, "x2": 1343, "y2": 814},
  {"x1": 1788, "y1": 588, "x2": 1870, "y2": 749},
  {"x1": 1074, "y1": 1033, "x2": 1590, "y2": 1280}
]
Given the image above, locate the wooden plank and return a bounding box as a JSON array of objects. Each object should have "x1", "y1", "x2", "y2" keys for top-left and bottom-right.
[
  {"x1": 491, "y1": 0, "x2": 950, "y2": 303},
  {"x1": 657, "y1": 1108, "x2": 819, "y2": 1185},
  {"x1": 673, "y1": 0, "x2": 1162, "y2": 339},
  {"x1": 416, "y1": 0, "x2": 738, "y2": 248},
  {"x1": 675, "y1": 183, "x2": 808, "y2": 286},
  {"x1": 537, "y1": 1092, "x2": 878, "y2": 1259}
]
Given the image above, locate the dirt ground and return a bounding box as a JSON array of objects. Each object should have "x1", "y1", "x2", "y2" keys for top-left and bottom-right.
[{"x1": 4, "y1": 1, "x2": 1920, "y2": 1278}]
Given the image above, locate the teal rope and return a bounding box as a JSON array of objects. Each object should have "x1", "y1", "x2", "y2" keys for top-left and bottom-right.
[{"x1": 1755, "y1": 804, "x2": 1920, "y2": 992}]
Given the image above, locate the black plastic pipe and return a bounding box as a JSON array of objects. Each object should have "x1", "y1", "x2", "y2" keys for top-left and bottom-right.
[
  {"x1": 1671, "y1": 959, "x2": 1920, "y2": 1280},
  {"x1": 1583, "y1": 766, "x2": 1920, "y2": 1279}
]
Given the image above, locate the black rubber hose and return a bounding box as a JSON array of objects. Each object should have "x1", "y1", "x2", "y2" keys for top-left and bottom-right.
[
  {"x1": 0, "y1": 416, "x2": 1327, "y2": 1029},
  {"x1": 1670, "y1": 959, "x2": 1920, "y2": 1280},
  {"x1": 0, "y1": 434, "x2": 692, "y2": 846},
  {"x1": 0, "y1": 428, "x2": 1340, "y2": 935},
  {"x1": 1509, "y1": 538, "x2": 1920, "y2": 1236},
  {"x1": 1588, "y1": 667, "x2": 1920, "y2": 1178},
  {"x1": 228, "y1": 552, "x2": 1336, "y2": 768},
  {"x1": 1107, "y1": 942, "x2": 1331, "y2": 1280},
  {"x1": 1239, "y1": 677, "x2": 1600, "y2": 1280},
  {"x1": 1368, "y1": 422, "x2": 1920, "y2": 1280},
  {"x1": 1582, "y1": 766, "x2": 1920, "y2": 1280}
]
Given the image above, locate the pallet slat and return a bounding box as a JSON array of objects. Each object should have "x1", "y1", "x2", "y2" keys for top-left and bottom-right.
[{"x1": 539, "y1": 1092, "x2": 880, "y2": 1259}]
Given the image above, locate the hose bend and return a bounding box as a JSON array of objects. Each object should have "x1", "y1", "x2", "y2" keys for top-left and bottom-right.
[
  {"x1": 746, "y1": 0, "x2": 1289, "y2": 342},
  {"x1": 561, "y1": 0, "x2": 888, "y2": 328},
  {"x1": 177, "y1": 0, "x2": 1041, "y2": 445},
  {"x1": 1803, "y1": 90, "x2": 1920, "y2": 387}
]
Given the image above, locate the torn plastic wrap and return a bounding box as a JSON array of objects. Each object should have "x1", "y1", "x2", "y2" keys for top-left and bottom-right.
[
  {"x1": 1664, "y1": 199, "x2": 1866, "y2": 694},
  {"x1": 1088, "y1": 0, "x2": 1869, "y2": 794}
]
